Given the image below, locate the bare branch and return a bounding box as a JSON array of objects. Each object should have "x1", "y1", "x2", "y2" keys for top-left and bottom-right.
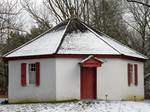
[{"x1": 127, "y1": 0, "x2": 150, "y2": 7}]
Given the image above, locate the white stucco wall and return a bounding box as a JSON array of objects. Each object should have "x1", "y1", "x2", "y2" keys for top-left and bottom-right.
[
  {"x1": 55, "y1": 58, "x2": 144, "y2": 101},
  {"x1": 56, "y1": 58, "x2": 81, "y2": 100},
  {"x1": 8, "y1": 57, "x2": 144, "y2": 102},
  {"x1": 97, "y1": 59, "x2": 144, "y2": 100},
  {"x1": 8, "y1": 58, "x2": 56, "y2": 103}
]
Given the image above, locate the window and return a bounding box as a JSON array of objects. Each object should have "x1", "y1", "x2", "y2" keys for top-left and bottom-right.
[
  {"x1": 129, "y1": 64, "x2": 134, "y2": 84},
  {"x1": 128, "y1": 63, "x2": 138, "y2": 86},
  {"x1": 29, "y1": 63, "x2": 36, "y2": 84},
  {"x1": 21, "y1": 62, "x2": 40, "y2": 86}
]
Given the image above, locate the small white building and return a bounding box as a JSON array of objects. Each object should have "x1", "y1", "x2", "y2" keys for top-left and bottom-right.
[{"x1": 3, "y1": 18, "x2": 147, "y2": 103}]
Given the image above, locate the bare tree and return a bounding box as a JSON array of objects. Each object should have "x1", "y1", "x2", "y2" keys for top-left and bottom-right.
[
  {"x1": 127, "y1": 0, "x2": 150, "y2": 7},
  {"x1": 21, "y1": 0, "x2": 131, "y2": 43},
  {"x1": 127, "y1": 0, "x2": 150, "y2": 55},
  {"x1": 0, "y1": 0, "x2": 25, "y2": 93},
  {"x1": 90, "y1": 0, "x2": 130, "y2": 44},
  {"x1": 125, "y1": 0, "x2": 150, "y2": 76},
  {"x1": 0, "y1": 0, "x2": 24, "y2": 44},
  {"x1": 21, "y1": 0, "x2": 52, "y2": 28},
  {"x1": 21, "y1": 0, "x2": 91, "y2": 24}
]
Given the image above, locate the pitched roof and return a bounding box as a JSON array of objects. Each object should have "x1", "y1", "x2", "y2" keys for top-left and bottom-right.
[{"x1": 4, "y1": 18, "x2": 147, "y2": 59}]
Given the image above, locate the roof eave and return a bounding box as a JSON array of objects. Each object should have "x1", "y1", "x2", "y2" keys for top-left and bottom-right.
[{"x1": 3, "y1": 54, "x2": 146, "y2": 62}]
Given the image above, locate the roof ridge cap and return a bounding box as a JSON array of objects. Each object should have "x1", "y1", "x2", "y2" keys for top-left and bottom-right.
[
  {"x1": 54, "y1": 19, "x2": 71, "y2": 54},
  {"x1": 80, "y1": 21, "x2": 122, "y2": 55}
]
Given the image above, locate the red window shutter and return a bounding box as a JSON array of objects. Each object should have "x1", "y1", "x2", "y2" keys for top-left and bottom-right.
[
  {"x1": 21, "y1": 63, "x2": 26, "y2": 86},
  {"x1": 134, "y1": 64, "x2": 138, "y2": 86},
  {"x1": 128, "y1": 63, "x2": 131, "y2": 86},
  {"x1": 36, "y1": 62, "x2": 40, "y2": 86}
]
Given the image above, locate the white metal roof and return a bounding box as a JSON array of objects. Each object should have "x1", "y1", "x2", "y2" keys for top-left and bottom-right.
[
  {"x1": 6, "y1": 30, "x2": 65, "y2": 57},
  {"x1": 4, "y1": 18, "x2": 147, "y2": 59},
  {"x1": 58, "y1": 30, "x2": 120, "y2": 54}
]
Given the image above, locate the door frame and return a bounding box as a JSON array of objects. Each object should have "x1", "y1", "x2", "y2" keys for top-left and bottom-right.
[{"x1": 79, "y1": 55, "x2": 103, "y2": 100}]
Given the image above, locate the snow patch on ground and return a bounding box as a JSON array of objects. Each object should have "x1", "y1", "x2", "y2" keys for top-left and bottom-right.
[{"x1": 0, "y1": 100, "x2": 150, "y2": 112}]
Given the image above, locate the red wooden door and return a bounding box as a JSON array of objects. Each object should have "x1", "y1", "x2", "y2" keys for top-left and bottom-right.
[{"x1": 81, "y1": 67, "x2": 97, "y2": 99}]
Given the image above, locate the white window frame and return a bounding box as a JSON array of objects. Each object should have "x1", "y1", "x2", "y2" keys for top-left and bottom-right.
[
  {"x1": 129, "y1": 64, "x2": 135, "y2": 86},
  {"x1": 27, "y1": 63, "x2": 36, "y2": 85},
  {"x1": 128, "y1": 63, "x2": 138, "y2": 87}
]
